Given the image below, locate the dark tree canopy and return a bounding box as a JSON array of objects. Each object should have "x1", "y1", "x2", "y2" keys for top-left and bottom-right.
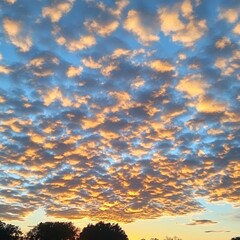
[
  {"x1": 26, "y1": 222, "x2": 79, "y2": 240},
  {"x1": 0, "y1": 221, "x2": 23, "y2": 240},
  {"x1": 79, "y1": 221, "x2": 128, "y2": 240},
  {"x1": 231, "y1": 238, "x2": 240, "y2": 240}
]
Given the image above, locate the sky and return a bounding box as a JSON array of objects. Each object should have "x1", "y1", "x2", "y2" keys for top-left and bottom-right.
[{"x1": 0, "y1": 0, "x2": 239, "y2": 239}]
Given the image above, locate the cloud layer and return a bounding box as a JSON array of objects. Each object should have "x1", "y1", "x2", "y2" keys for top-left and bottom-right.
[{"x1": 0, "y1": 0, "x2": 239, "y2": 223}]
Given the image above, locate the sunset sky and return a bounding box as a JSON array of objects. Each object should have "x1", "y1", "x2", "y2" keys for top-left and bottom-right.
[{"x1": 0, "y1": 0, "x2": 240, "y2": 239}]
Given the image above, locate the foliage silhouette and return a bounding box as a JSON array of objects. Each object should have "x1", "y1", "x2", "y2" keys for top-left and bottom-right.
[
  {"x1": 231, "y1": 238, "x2": 240, "y2": 240},
  {"x1": 26, "y1": 222, "x2": 79, "y2": 240},
  {"x1": 164, "y1": 237, "x2": 182, "y2": 240},
  {"x1": 79, "y1": 221, "x2": 128, "y2": 240},
  {"x1": 0, "y1": 221, "x2": 23, "y2": 240}
]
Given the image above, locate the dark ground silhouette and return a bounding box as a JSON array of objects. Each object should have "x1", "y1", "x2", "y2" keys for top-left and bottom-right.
[{"x1": 0, "y1": 220, "x2": 238, "y2": 240}]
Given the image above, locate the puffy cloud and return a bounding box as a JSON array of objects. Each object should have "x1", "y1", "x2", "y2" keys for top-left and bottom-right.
[
  {"x1": 149, "y1": 59, "x2": 174, "y2": 72},
  {"x1": 108, "y1": 0, "x2": 129, "y2": 17},
  {"x1": 233, "y1": 23, "x2": 240, "y2": 35},
  {"x1": 158, "y1": 5, "x2": 207, "y2": 46},
  {"x1": 53, "y1": 27, "x2": 96, "y2": 51},
  {"x1": 215, "y1": 37, "x2": 231, "y2": 49},
  {"x1": 40, "y1": 87, "x2": 72, "y2": 107},
  {"x1": 0, "y1": 65, "x2": 12, "y2": 74},
  {"x1": 181, "y1": 0, "x2": 193, "y2": 19},
  {"x1": 159, "y1": 9, "x2": 185, "y2": 34},
  {"x1": 131, "y1": 76, "x2": 145, "y2": 89},
  {"x1": 124, "y1": 10, "x2": 159, "y2": 45},
  {"x1": 2, "y1": 18, "x2": 32, "y2": 52},
  {"x1": 42, "y1": 0, "x2": 74, "y2": 22},
  {"x1": 101, "y1": 62, "x2": 119, "y2": 77},
  {"x1": 84, "y1": 20, "x2": 119, "y2": 37},
  {"x1": 0, "y1": 96, "x2": 6, "y2": 103},
  {"x1": 172, "y1": 19, "x2": 207, "y2": 46},
  {"x1": 96, "y1": 0, "x2": 129, "y2": 18},
  {"x1": 176, "y1": 74, "x2": 209, "y2": 98},
  {"x1": 5, "y1": 0, "x2": 16, "y2": 4},
  {"x1": 178, "y1": 53, "x2": 187, "y2": 60},
  {"x1": 219, "y1": 8, "x2": 238, "y2": 23},
  {"x1": 66, "y1": 65, "x2": 83, "y2": 78},
  {"x1": 27, "y1": 55, "x2": 60, "y2": 77},
  {"x1": 82, "y1": 57, "x2": 102, "y2": 69},
  {"x1": 196, "y1": 96, "x2": 227, "y2": 113}
]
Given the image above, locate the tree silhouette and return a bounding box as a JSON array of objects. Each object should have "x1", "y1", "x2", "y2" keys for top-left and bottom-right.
[
  {"x1": 231, "y1": 238, "x2": 240, "y2": 240},
  {"x1": 26, "y1": 222, "x2": 79, "y2": 240},
  {"x1": 164, "y1": 237, "x2": 182, "y2": 240},
  {"x1": 0, "y1": 221, "x2": 23, "y2": 240},
  {"x1": 79, "y1": 221, "x2": 128, "y2": 240}
]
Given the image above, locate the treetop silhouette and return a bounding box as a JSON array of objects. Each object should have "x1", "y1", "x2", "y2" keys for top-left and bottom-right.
[
  {"x1": 26, "y1": 221, "x2": 79, "y2": 240},
  {"x1": 0, "y1": 221, "x2": 23, "y2": 240},
  {"x1": 79, "y1": 221, "x2": 128, "y2": 240}
]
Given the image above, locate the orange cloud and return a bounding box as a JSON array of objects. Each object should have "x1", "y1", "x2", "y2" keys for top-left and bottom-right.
[
  {"x1": 149, "y1": 59, "x2": 174, "y2": 72},
  {"x1": 3, "y1": 18, "x2": 32, "y2": 52},
  {"x1": 42, "y1": 0, "x2": 74, "y2": 22},
  {"x1": 124, "y1": 10, "x2": 159, "y2": 45}
]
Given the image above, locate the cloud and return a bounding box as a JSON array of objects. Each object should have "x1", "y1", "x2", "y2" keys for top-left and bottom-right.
[
  {"x1": 40, "y1": 87, "x2": 72, "y2": 107},
  {"x1": 82, "y1": 57, "x2": 102, "y2": 69},
  {"x1": 181, "y1": 0, "x2": 193, "y2": 18},
  {"x1": 101, "y1": 62, "x2": 119, "y2": 77},
  {"x1": 196, "y1": 96, "x2": 226, "y2": 113},
  {"x1": 176, "y1": 74, "x2": 209, "y2": 98},
  {"x1": 42, "y1": 0, "x2": 74, "y2": 22},
  {"x1": 66, "y1": 65, "x2": 83, "y2": 78},
  {"x1": 95, "y1": 0, "x2": 129, "y2": 18},
  {"x1": 0, "y1": 0, "x2": 240, "y2": 225},
  {"x1": 158, "y1": 8, "x2": 185, "y2": 34},
  {"x1": 187, "y1": 219, "x2": 218, "y2": 225},
  {"x1": 2, "y1": 18, "x2": 32, "y2": 52},
  {"x1": 84, "y1": 19, "x2": 119, "y2": 37},
  {"x1": 149, "y1": 59, "x2": 175, "y2": 72},
  {"x1": 124, "y1": 10, "x2": 159, "y2": 45},
  {"x1": 53, "y1": 26, "x2": 96, "y2": 51},
  {"x1": 215, "y1": 37, "x2": 231, "y2": 49},
  {"x1": 4, "y1": 0, "x2": 16, "y2": 4},
  {"x1": 205, "y1": 230, "x2": 231, "y2": 233},
  {"x1": 219, "y1": 8, "x2": 238, "y2": 23},
  {"x1": 0, "y1": 65, "x2": 12, "y2": 74},
  {"x1": 233, "y1": 23, "x2": 240, "y2": 35},
  {"x1": 158, "y1": 3, "x2": 207, "y2": 47}
]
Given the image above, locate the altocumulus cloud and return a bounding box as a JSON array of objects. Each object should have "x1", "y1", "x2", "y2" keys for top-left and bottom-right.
[{"x1": 0, "y1": 0, "x2": 240, "y2": 223}]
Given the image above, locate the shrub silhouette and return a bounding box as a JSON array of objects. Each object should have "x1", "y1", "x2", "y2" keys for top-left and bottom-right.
[{"x1": 79, "y1": 221, "x2": 128, "y2": 240}]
